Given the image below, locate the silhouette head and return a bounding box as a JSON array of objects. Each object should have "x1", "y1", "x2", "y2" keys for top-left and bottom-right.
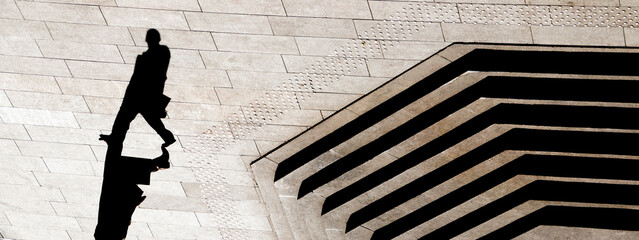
[{"x1": 145, "y1": 29, "x2": 161, "y2": 47}]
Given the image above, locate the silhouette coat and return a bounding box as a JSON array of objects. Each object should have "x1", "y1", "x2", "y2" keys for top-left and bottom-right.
[
  {"x1": 109, "y1": 29, "x2": 174, "y2": 145},
  {"x1": 94, "y1": 29, "x2": 174, "y2": 240}
]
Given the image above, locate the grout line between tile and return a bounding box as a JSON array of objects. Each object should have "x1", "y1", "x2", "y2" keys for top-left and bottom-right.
[
  {"x1": 366, "y1": 0, "x2": 375, "y2": 20},
  {"x1": 182, "y1": 11, "x2": 192, "y2": 31},
  {"x1": 13, "y1": 0, "x2": 25, "y2": 20},
  {"x1": 624, "y1": 27, "x2": 628, "y2": 47},
  {"x1": 196, "y1": 0, "x2": 203, "y2": 12},
  {"x1": 280, "y1": 0, "x2": 288, "y2": 16},
  {"x1": 97, "y1": 6, "x2": 109, "y2": 26}
]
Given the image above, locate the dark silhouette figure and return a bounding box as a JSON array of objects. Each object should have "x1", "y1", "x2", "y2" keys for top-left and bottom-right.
[
  {"x1": 94, "y1": 147, "x2": 169, "y2": 240},
  {"x1": 94, "y1": 29, "x2": 174, "y2": 240},
  {"x1": 100, "y1": 28, "x2": 175, "y2": 147}
]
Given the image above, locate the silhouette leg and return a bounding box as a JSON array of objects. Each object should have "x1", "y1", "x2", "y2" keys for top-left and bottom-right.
[
  {"x1": 109, "y1": 104, "x2": 139, "y2": 143},
  {"x1": 141, "y1": 111, "x2": 175, "y2": 146}
]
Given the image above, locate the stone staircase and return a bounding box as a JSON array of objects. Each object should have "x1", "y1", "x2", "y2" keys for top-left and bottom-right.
[{"x1": 251, "y1": 43, "x2": 639, "y2": 239}]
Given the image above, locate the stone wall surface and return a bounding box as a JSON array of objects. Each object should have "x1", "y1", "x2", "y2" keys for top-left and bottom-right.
[{"x1": 1, "y1": 0, "x2": 638, "y2": 239}]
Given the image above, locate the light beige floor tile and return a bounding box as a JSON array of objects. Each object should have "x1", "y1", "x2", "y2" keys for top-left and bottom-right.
[
  {"x1": 227, "y1": 71, "x2": 290, "y2": 90},
  {"x1": 442, "y1": 23, "x2": 533, "y2": 43},
  {"x1": 232, "y1": 200, "x2": 269, "y2": 216},
  {"x1": 5, "y1": 211, "x2": 82, "y2": 231},
  {"x1": 42, "y1": 158, "x2": 96, "y2": 175},
  {"x1": 185, "y1": 12, "x2": 273, "y2": 34},
  {"x1": 25, "y1": 125, "x2": 102, "y2": 146},
  {"x1": 321, "y1": 75, "x2": 389, "y2": 95},
  {"x1": 245, "y1": 124, "x2": 307, "y2": 142},
  {"x1": 0, "y1": 155, "x2": 44, "y2": 171},
  {"x1": 0, "y1": 184, "x2": 63, "y2": 203},
  {"x1": 215, "y1": 88, "x2": 269, "y2": 106},
  {"x1": 0, "y1": 226, "x2": 71, "y2": 240},
  {"x1": 382, "y1": 41, "x2": 449, "y2": 60},
  {"x1": 213, "y1": 33, "x2": 299, "y2": 55},
  {"x1": 66, "y1": 60, "x2": 133, "y2": 81},
  {"x1": 57, "y1": 77, "x2": 127, "y2": 98},
  {"x1": 33, "y1": 0, "x2": 117, "y2": 5},
  {"x1": 139, "y1": 195, "x2": 209, "y2": 212},
  {"x1": 439, "y1": 0, "x2": 523, "y2": 3},
  {"x1": 366, "y1": 58, "x2": 420, "y2": 77},
  {"x1": 163, "y1": 85, "x2": 220, "y2": 105},
  {"x1": 114, "y1": 0, "x2": 201, "y2": 11},
  {"x1": 527, "y1": 0, "x2": 619, "y2": 5},
  {"x1": 0, "y1": 37, "x2": 42, "y2": 57},
  {"x1": 0, "y1": 198, "x2": 57, "y2": 216},
  {"x1": 0, "y1": 72, "x2": 61, "y2": 94},
  {"x1": 147, "y1": 223, "x2": 223, "y2": 240},
  {"x1": 6, "y1": 91, "x2": 90, "y2": 112},
  {"x1": 138, "y1": 180, "x2": 187, "y2": 197},
  {"x1": 295, "y1": 37, "x2": 366, "y2": 57},
  {"x1": 59, "y1": 187, "x2": 101, "y2": 204},
  {"x1": 50, "y1": 202, "x2": 98, "y2": 218},
  {"x1": 0, "y1": 123, "x2": 31, "y2": 141},
  {"x1": 0, "y1": 55, "x2": 71, "y2": 77},
  {"x1": 268, "y1": 109, "x2": 323, "y2": 126},
  {"x1": 255, "y1": 140, "x2": 284, "y2": 155},
  {"x1": 210, "y1": 154, "x2": 249, "y2": 171},
  {"x1": 532, "y1": 25, "x2": 625, "y2": 46},
  {"x1": 0, "y1": 0, "x2": 22, "y2": 19},
  {"x1": 200, "y1": 51, "x2": 286, "y2": 72},
  {"x1": 129, "y1": 27, "x2": 217, "y2": 50},
  {"x1": 281, "y1": 0, "x2": 372, "y2": 19},
  {"x1": 370, "y1": 1, "x2": 433, "y2": 20},
  {"x1": 16, "y1": 140, "x2": 96, "y2": 160},
  {"x1": 161, "y1": 118, "x2": 222, "y2": 136},
  {"x1": 0, "y1": 169, "x2": 40, "y2": 185},
  {"x1": 199, "y1": 0, "x2": 284, "y2": 15},
  {"x1": 166, "y1": 103, "x2": 237, "y2": 121},
  {"x1": 282, "y1": 55, "x2": 369, "y2": 76},
  {"x1": 0, "y1": 90, "x2": 10, "y2": 107},
  {"x1": 242, "y1": 230, "x2": 279, "y2": 240},
  {"x1": 0, "y1": 139, "x2": 21, "y2": 155},
  {"x1": 17, "y1": 1, "x2": 106, "y2": 25},
  {"x1": 149, "y1": 167, "x2": 196, "y2": 182},
  {"x1": 101, "y1": 7, "x2": 189, "y2": 30},
  {"x1": 180, "y1": 181, "x2": 206, "y2": 198},
  {"x1": 66, "y1": 231, "x2": 99, "y2": 240},
  {"x1": 83, "y1": 96, "x2": 122, "y2": 114},
  {"x1": 46, "y1": 22, "x2": 134, "y2": 45},
  {"x1": 298, "y1": 92, "x2": 361, "y2": 110},
  {"x1": 622, "y1": 0, "x2": 639, "y2": 5},
  {"x1": 197, "y1": 213, "x2": 272, "y2": 231},
  {"x1": 623, "y1": 27, "x2": 639, "y2": 46},
  {"x1": 354, "y1": 20, "x2": 445, "y2": 41},
  {"x1": 72, "y1": 113, "x2": 116, "y2": 131},
  {"x1": 167, "y1": 67, "x2": 231, "y2": 87},
  {"x1": 269, "y1": 16, "x2": 358, "y2": 38},
  {"x1": 75, "y1": 217, "x2": 152, "y2": 236},
  {"x1": 33, "y1": 172, "x2": 102, "y2": 190},
  {"x1": 0, "y1": 107, "x2": 79, "y2": 128},
  {"x1": 131, "y1": 208, "x2": 200, "y2": 226},
  {"x1": 0, "y1": 19, "x2": 51, "y2": 39},
  {"x1": 36, "y1": 40, "x2": 123, "y2": 63},
  {"x1": 216, "y1": 139, "x2": 260, "y2": 156}
]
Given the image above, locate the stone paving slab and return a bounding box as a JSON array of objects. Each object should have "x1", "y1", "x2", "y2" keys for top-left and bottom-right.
[{"x1": 4, "y1": 0, "x2": 639, "y2": 239}]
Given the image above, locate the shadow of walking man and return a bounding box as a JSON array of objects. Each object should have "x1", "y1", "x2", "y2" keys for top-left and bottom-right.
[{"x1": 94, "y1": 29, "x2": 175, "y2": 240}]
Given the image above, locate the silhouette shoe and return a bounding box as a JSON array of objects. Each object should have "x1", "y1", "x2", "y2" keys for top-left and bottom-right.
[
  {"x1": 154, "y1": 147, "x2": 170, "y2": 170},
  {"x1": 99, "y1": 134, "x2": 111, "y2": 143},
  {"x1": 161, "y1": 135, "x2": 176, "y2": 148},
  {"x1": 136, "y1": 195, "x2": 147, "y2": 206}
]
